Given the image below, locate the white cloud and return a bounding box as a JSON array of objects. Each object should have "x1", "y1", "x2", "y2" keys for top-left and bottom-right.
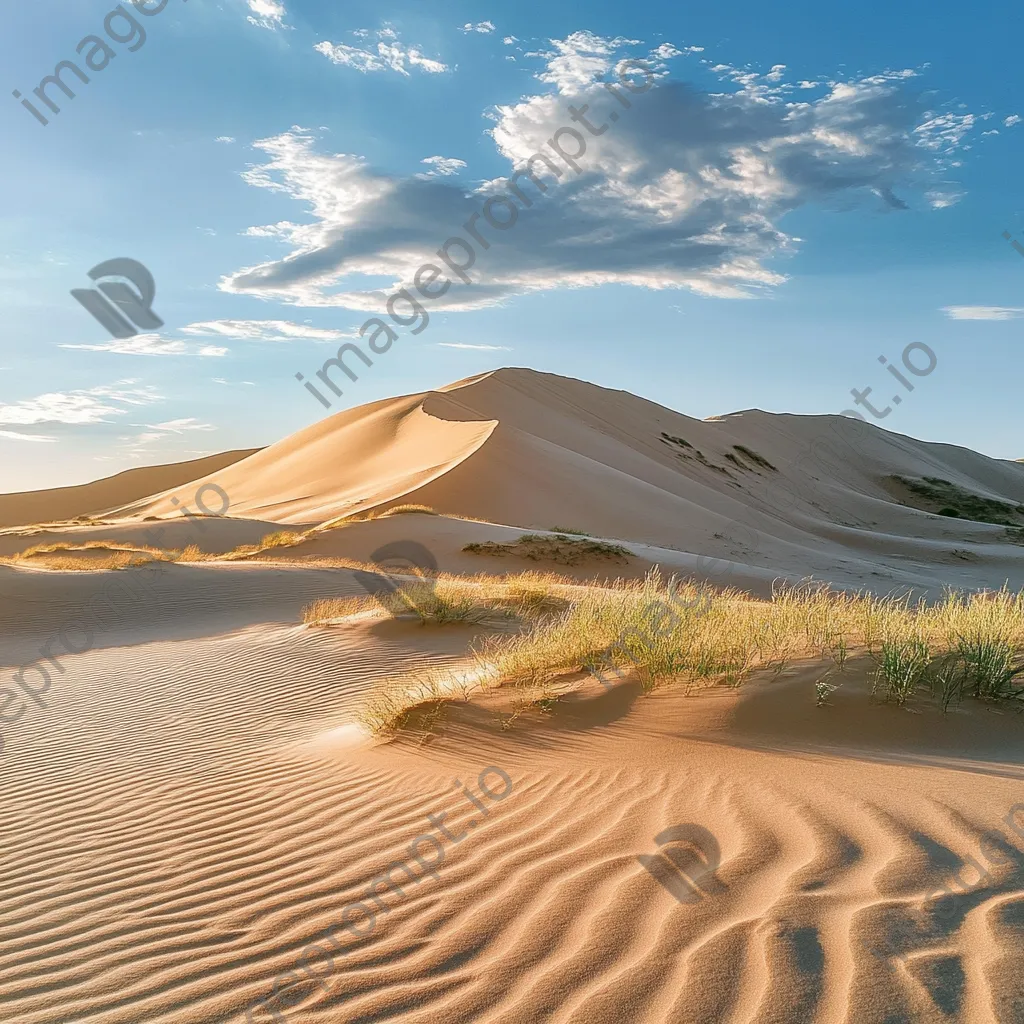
[
  {"x1": 182, "y1": 319, "x2": 354, "y2": 342},
  {"x1": 59, "y1": 335, "x2": 227, "y2": 357},
  {"x1": 461, "y1": 21, "x2": 495, "y2": 34},
  {"x1": 942, "y1": 305, "x2": 1024, "y2": 320},
  {"x1": 220, "y1": 39, "x2": 980, "y2": 312},
  {"x1": 0, "y1": 429, "x2": 57, "y2": 443},
  {"x1": 532, "y1": 30, "x2": 623, "y2": 93},
  {"x1": 438, "y1": 342, "x2": 512, "y2": 350},
  {"x1": 247, "y1": 0, "x2": 287, "y2": 30},
  {"x1": 146, "y1": 418, "x2": 216, "y2": 434},
  {"x1": 1005, "y1": 114, "x2": 1021, "y2": 127},
  {"x1": 418, "y1": 155, "x2": 468, "y2": 178},
  {"x1": 215, "y1": 136, "x2": 236, "y2": 144},
  {"x1": 0, "y1": 383, "x2": 161, "y2": 426},
  {"x1": 503, "y1": 35, "x2": 518, "y2": 45},
  {"x1": 315, "y1": 27, "x2": 448, "y2": 76}
]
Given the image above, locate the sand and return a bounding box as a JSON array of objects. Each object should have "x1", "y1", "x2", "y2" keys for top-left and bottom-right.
[{"x1": 2, "y1": 368, "x2": 1023, "y2": 1023}]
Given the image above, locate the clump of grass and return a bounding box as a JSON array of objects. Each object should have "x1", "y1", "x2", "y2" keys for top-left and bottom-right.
[
  {"x1": 377, "y1": 504, "x2": 439, "y2": 517},
  {"x1": 815, "y1": 678, "x2": 838, "y2": 706},
  {"x1": 873, "y1": 635, "x2": 931, "y2": 705},
  {"x1": 550, "y1": 526, "x2": 589, "y2": 536},
  {"x1": 733, "y1": 445, "x2": 778, "y2": 472},
  {"x1": 464, "y1": 534, "x2": 631, "y2": 566},
  {"x1": 660, "y1": 432, "x2": 693, "y2": 449}
]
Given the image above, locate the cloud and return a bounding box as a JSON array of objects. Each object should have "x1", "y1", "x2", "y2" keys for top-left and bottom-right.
[
  {"x1": 315, "y1": 27, "x2": 448, "y2": 75},
  {"x1": 438, "y1": 342, "x2": 513, "y2": 350},
  {"x1": 418, "y1": 155, "x2": 469, "y2": 178},
  {"x1": 1005, "y1": 114, "x2": 1021, "y2": 127},
  {"x1": 0, "y1": 382, "x2": 161, "y2": 426},
  {"x1": 220, "y1": 36, "x2": 979, "y2": 313},
  {"x1": 182, "y1": 319, "x2": 355, "y2": 341},
  {"x1": 942, "y1": 305, "x2": 1024, "y2": 320},
  {"x1": 461, "y1": 21, "x2": 495, "y2": 33},
  {"x1": 0, "y1": 429, "x2": 57, "y2": 443},
  {"x1": 503, "y1": 35, "x2": 518, "y2": 45},
  {"x1": 59, "y1": 335, "x2": 227, "y2": 357},
  {"x1": 247, "y1": 0, "x2": 288, "y2": 30},
  {"x1": 216, "y1": 136, "x2": 236, "y2": 144},
  {"x1": 145, "y1": 418, "x2": 216, "y2": 434}
]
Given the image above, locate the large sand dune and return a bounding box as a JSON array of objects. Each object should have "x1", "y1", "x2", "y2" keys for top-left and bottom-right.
[{"x1": 58, "y1": 366, "x2": 1024, "y2": 595}]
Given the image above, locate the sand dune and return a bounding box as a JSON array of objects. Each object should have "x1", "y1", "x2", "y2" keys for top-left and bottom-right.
[
  {"x1": 0, "y1": 450, "x2": 259, "y2": 531},
  {"x1": 105, "y1": 368, "x2": 1024, "y2": 596},
  {"x1": 3, "y1": 368, "x2": 1024, "y2": 1023}
]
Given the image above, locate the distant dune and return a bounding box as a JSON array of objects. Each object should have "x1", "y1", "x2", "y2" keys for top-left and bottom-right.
[{"x1": 0, "y1": 449, "x2": 259, "y2": 530}]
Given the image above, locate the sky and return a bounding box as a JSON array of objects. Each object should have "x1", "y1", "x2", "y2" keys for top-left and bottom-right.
[{"x1": 1, "y1": 0, "x2": 1022, "y2": 492}]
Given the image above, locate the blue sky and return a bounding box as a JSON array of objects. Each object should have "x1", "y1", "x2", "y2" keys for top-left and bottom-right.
[{"x1": 2, "y1": 0, "x2": 1022, "y2": 491}]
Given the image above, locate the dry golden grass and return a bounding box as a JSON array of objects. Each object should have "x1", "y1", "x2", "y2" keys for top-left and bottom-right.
[
  {"x1": 2, "y1": 541, "x2": 172, "y2": 571},
  {"x1": 356, "y1": 572, "x2": 1024, "y2": 734}
]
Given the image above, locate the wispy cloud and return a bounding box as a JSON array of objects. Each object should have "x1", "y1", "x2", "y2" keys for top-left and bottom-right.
[
  {"x1": 0, "y1": 429, "x2": 57, "y2": 443},
  {"x1": 0, "y1": 382, "x2": 161, "y2": 426},
  {"x1": 942, "y1": 305, "x2": 1024, "y2": 320},
  {"x1": 182, "y1": 319, "x2": 355, "y2": 342},
  {"x1": 60, "y1": 335, "x2": 227, "y2": 357},
  {"x1": 247, "y1": 0, "x2": 288, "y2": 30},
  {"x1": 316, "y1": 27, "x2": 448, "y2": 75},
  {"x1": 460, "y1": 21, "x2": 495, "y2": 34},
  {"x1": 438, "y1": 343, "x2": 512, "y2": 351}
]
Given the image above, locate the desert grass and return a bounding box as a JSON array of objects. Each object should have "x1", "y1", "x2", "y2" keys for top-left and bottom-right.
[
  {"x1": 357, "y1": 572, "x2": 1024, "y2": 733},
  {"x1": 464, "y1": 534, "x2": 632, "y2": 566},
  {"x1": 2, "y1": 541, "x2": 173, "y2": 571}
]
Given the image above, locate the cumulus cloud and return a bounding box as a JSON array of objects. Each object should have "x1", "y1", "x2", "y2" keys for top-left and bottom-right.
[
  {"x1": 315, "y1": 27, "x2": 448, "y2": 75},
  {"x1": 0, "y1": 382, "x2": 161, "y2": 426},
  {"x1": 1005, "y1": 114, "x2": 1021, "y2": 127},
  {"x1": 418, "y1": 155, "x2": 469, "y2": 178},
  {"x1": 220, "y1": 34, "x2": 979, "y2": 314},
  {"x1": 182, "y1": 319, "x2": 354, "y2": 341},
  {"x1": 247, "y1": 0, "x2": 288, "y2": 30},
  {"x1": 942, "y1": 305, "x2": 1024, "y2": 320},
  {"x1": 461, "y1": 21, "x2": 495, "y2": 34}
]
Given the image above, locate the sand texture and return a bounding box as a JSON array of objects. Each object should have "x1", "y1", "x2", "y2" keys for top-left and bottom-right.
[{"x1": 2, "y1": 369, "x2": 1024, "y2": 1023}]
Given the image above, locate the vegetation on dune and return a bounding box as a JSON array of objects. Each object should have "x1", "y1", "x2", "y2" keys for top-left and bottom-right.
[
  {"x1": 891, "y1": 475, "x2": 1024, "y2": 531},
  {"x1": 464, "y1": 533, "x2": 632, "y2": 565},
  {"x1": 303, "y1": 572, "x2": 574, "y2": 628},
  {"x1": 377, "y1": 504, "x2": 440, "y2": 517},
  {"x1": 732, "y1": 445, "x2": 778, "y2": 472},
  {"x1": 355, "y1": 570, "x2": 1024, "y2": 734},
  {"x1": 3, "y1": 527, "x2": 312, "y2": 569}
]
